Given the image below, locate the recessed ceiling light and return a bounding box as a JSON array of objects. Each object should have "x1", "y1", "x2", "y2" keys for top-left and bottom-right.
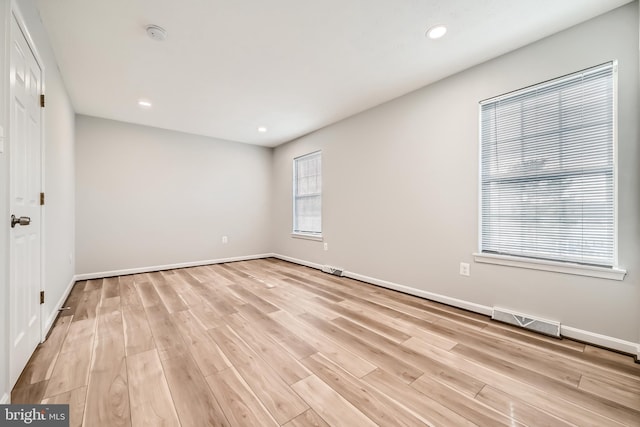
[
  {"x1": 426, "y1": 25, "x2": 447, "y2": 40},
  {"x1": 257, "y1": 126, "x2": 268, "y2": 133},
  {"x1": 138, "y1": 100, "x2": 152, "y2": 108}
]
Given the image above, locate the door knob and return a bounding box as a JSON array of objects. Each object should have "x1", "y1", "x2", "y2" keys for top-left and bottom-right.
[{"x1": 10, "y1": 215, "x2": 31, "y2": 228}]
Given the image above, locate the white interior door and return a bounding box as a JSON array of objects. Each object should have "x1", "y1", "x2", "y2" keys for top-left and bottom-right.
[{"x1": 9, "y1": 13, "x2": 42, "y2": 388}]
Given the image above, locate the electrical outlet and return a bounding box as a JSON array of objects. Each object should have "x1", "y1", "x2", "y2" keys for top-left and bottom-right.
[
  {"x1": 459, "y1": 262, "x2": 470, "y2": 276},
  {"x1": 323, "y1": 242, "x2": 328, "y2": 251},
  {"x1": 222, "y1": 236, "x2": 228, "y2": 244}
]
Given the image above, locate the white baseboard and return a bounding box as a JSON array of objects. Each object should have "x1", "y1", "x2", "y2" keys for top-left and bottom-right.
[
  {"x1": 0, "y1": 392, "x2": 9, "y2": 404},
  {"x1": 270, "y1": 253, "x2": 492, "y2": 316},
  {"x1": 42, "y1": 275, "x2": 77, "y2": 342},
  {"x1": 561, "y1": 326, "x2": 639, "y2": 356},
  {"x1": 74, "y1": 253, "x2": 274, "y2": 281},
  {"x1": 344, "y1": 270, "x2": 494, "y2": 317},
  {"x1": 271, "y1": 253, "x2": 639, "y2": 356},
  {"x1": 271, "y1": 254, "x2": 323, "y2": 271}
]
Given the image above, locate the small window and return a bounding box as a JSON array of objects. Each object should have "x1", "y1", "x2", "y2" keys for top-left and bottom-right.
[
  {"x1": 293, "y1": 151, "x2": 322, "y2": 236},
  {"x1": 480, "y1": 62, "x2": 616, "y2": 267}
]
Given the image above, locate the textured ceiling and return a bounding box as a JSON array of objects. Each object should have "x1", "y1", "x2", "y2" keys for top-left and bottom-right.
[{"x1": 36, "y1": 0, "x2": 631, "y2": 146}]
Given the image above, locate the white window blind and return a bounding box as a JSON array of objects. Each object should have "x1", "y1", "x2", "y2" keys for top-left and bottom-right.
[
  {"x1": 293, "y1": 151, "x2": 322, "y2": 235},
  {"x1": 480, "y1": 62, "x2": 616, "y2": 267}
]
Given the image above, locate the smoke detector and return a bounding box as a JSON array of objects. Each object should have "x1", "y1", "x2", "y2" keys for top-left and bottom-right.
[{"x1": 145, "y1": 25, "x2": 167, "y2": 41}]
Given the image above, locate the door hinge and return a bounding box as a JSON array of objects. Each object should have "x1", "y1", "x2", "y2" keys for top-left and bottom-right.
[
  {"x1": 40, "y1": 94, "x2": 45, "y2": 108},
  {"x1": 40, "y1": 291, "x2": 45, "y2": 304},
  {"x1": 40, "y1": 192, "x2": 45, "y2": 206}
]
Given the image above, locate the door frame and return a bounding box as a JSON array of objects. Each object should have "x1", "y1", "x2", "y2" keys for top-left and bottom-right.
[{"x1": 7, "y1": 1, "x2": 46, "y2": 390}]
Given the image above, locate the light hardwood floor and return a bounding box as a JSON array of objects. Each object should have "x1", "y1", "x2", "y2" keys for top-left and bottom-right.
[{"x1": 12, "y1": 258, "x2": 640, "y2": 426}]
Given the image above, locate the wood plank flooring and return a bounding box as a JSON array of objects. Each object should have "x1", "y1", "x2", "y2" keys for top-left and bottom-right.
[{"x1": 12, "y1": 258, "x2": 640, "y2": 426}]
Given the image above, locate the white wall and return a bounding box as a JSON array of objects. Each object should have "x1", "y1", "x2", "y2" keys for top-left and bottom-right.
[
  {"x1": 41, "y1": 58, "x2": 75, "y2": 332},
  {"x1": 0, "y1": 0, "x2": 76, "y2": 401},
  {"x1": 75, "y1": 115, "x2": 272, "y2": 275},
  {"x1": 272, "y1": 3, "x2": 640, "y2": 346}
]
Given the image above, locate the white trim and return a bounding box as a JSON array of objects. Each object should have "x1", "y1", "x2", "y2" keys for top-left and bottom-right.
[
  {"x1": 293, "y1": 150, "x2": 322, "y2": 237},
  {"x1": 272, "y1": 253, "x2": 638, "y2": 355},
  {"x1": 41, "y1": 275, "x2": 76, "y2": 342},
  {"x1": 612, "y1": 60, "x2": 619, "y2": 267},
  {"x1": 479, "y1": 62, "x2": 614, "y2": 104},
  {"x1": 10, "y1": 4, "x2": 45, "y2": 70},
  {"x1": 343, "y1": 270, "x2": 493, "y2": 316},
  {"x1": 477, "y1": 103, "x2": 483, "y2": 253},
  {"x1": 271, "y1": 253, "x2": 323, "y2": 270},
  {"x1": 19, "y1": 0, "x2": 51, "y2": 348},
  {"x1": 39, "y1": 70, "x2": 46, "y2": 342},
  {"x1": 0, "y1": 392, "x2": 9, "y2": 404},
  {"x1": 473, "y1": 252, "x2": 626, "y2": 281},
  {"x1": 271, "y1": 253, "x2": 492, "y2": 315},
  {"x1": 561, "y1": 326, "x2": 638, "y2": 356},
  {"x1": 290, "y1": 232, "x2": 323, "y2": 242},
  {"x1": 74, "y1": 253, "x2": 273, "y2": 280}
]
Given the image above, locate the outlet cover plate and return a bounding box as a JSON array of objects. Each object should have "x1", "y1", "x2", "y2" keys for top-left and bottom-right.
[{"x1": 460, "y1": 262, "x2": 470, "y2": 276}]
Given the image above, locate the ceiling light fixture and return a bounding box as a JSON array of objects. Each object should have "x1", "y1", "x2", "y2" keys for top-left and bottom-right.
[
  {"x1": 257, "y1": 126, "x2": 268, "y2": 133},
  {"x1": 426, "y1": 25, "x2": 447, "y2": 40},
  {"x1": 138, "y1": 100, "x2": 152, "y2": 108},
  {"x1": 145, "y1": 24, "x2": 167, "y2": 41}
]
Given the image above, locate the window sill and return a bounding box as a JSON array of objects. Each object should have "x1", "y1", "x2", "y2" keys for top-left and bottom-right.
[
  {"x1": 291, "y1": 232, "x2": 323, "y2": 242},
  {"x1": 473, "y1": 253, "x2": 626, "y2": 281}
]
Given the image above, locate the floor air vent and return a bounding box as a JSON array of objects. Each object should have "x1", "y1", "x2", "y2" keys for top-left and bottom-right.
[
  {"x1": 492, "y1": 307, "x2": 561, "y2": 338},
  {"x1": 321, "y1": 265, "x2": 344, "y2": 277}
]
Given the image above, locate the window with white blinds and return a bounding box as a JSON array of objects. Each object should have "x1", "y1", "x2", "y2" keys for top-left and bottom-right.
[
  {"x1": 293, "y1": 151, "x2": 322, "y2": 236},
  {"x1": 480, "y1": 62, "x2": 616, "y2": 267}
]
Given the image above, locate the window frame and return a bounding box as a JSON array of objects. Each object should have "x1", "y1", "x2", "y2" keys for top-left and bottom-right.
[
  {"x1": 474, "y1": 62, "x2": 626, "y2": 280},
  {"x1": 292, "y1": 150, "x2": 323, "y2": 240}
]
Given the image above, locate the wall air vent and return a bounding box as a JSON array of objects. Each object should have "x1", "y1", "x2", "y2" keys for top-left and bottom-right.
[
  {"x1": 492, "y1": 307, "x2": 561, "y2": 338},
  {"x1": 321, "y1": 265, "x2": 344, "y2": 277}
]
